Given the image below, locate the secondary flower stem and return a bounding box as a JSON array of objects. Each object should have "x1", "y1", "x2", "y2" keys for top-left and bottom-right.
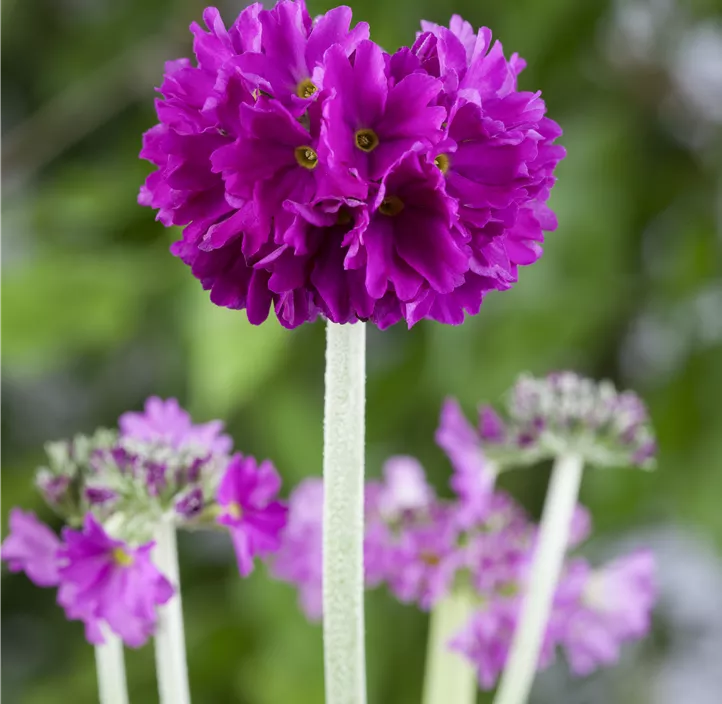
[
  {"x1": 493, "y1": 453, "x2": 584, "y2": 704},
  {"x1": 422, "y1": 588, "x2": 478, "y2": 704},
  {"x1": 94, "y1": 632, "x2": 129, "y2": 704},
  {"x1": 323, "y1": 321, "x2": 367, "y2": 704},
  {"x1": 153, "y1": 519, "x2": 191, "y2": 704}
]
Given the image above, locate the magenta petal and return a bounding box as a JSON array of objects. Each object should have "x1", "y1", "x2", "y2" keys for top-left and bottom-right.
[
  {"x1": 1, "y1": 509, "x2": 62, "y2": 586},
  {"x1": 348, "y1": 40, "x2": 388, "y2": 127},
  {"x1": 394, "y1": 212, "x2": 467, "y2": 294}
]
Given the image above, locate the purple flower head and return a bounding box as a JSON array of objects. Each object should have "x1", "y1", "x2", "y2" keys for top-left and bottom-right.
[
  {"x1": 140, "y1": 7, "x2": 564, "y2": 328},
  {"x1": 1, "y1": 509, "x2": 62, "y2": 587},
  {"x1": 216, "y1": 453, "x2": 288, "y2": 576},
  {"x1": 554, "y1": 551, "x2": 657, "y2": 676},
  {"x1": 59, "y1": 514, "x2": 173, "y2": 647},
  {"x1": 503, "y1": 373, "x2": 658, "y2": 468},
  {"x1": 271, "y1": 478, "x2": 324, "y2": 620},
  {"x1": 119, "y1": 396, "x2": 232, "y2": 455}
]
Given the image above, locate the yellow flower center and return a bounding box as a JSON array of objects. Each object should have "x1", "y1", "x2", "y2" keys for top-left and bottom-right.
[
  {"x1": 434, "y1": 153, "x2": 450, "y2": 174},
  {"x1": 419, "y1": 551, "x2": 441, "y2": 566},
  {"x1": 497, "y1": 582, "x2": 519, "y2": 597},
  {"x1": 354, "y1": 129, "x2": 379, "y2": 152},
  {"x1": 379, "y1": 195, "x2": 404, "y2": 217},
  {"x1": 294, "y1": 145, "x2": 319, "y2": 169},
  {"x1": 226, "y1": 502, "x2": 243, "y2": 520},
  {"x1": 112, "y1": 547, "x2": 134, "y2": 567},
  {"x1": 296, "y1": 78, "x2": 318, "y2": 99}
]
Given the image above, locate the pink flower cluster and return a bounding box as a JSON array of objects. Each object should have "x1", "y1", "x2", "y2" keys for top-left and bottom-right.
[
  {"x1": 271, "y1": 400, "x2": 657, "y2": 687},
  {"x1": 2, "y1": 398, "x2": 287, "y2": 646}
]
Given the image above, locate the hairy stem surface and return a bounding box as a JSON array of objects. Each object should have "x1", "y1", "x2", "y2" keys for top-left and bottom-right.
[
  {"x1": 323, "y1": 321, "x2": 367, "y2": 704},
  {"x1": 494, "y1": 453, "x2": 584, "y2": 704},
  {"x1": 154, "y1": 519, "x2": 191, "y2": 704}
]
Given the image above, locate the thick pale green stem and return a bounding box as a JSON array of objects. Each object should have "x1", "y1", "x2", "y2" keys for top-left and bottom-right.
[
  {"x1": 422, "y1": 589, "x2": 478, "y2": 704},
  {"x1": 94, "y1": 632, "x2": 129, "y2": 704},
  {"x1": 494, "y1": 453, "x2": 584, "y2": 704},
  {"x1": 153, "y1": 519, "x2": 191, "y2": 704},
  {"x1": 323, "y1": 321, "x2": 367, "y2": 704}
]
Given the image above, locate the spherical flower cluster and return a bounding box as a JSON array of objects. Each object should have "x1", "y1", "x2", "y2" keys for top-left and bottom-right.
[
  {"x1": 139, "y1": 3, "x2": 565, "y2": 329},
  {"x1": 271, "y1": 399, "x2": 657, "y2": 687},
  {"x1": 2, "y1": 397, "x2": 288, "y2": 645},
  {"x1": 504, "y1": 372, "x2": 657, "y2": 467},
  {"x1": 34, "y1": 397, "x2": 235, "y2": 535},
  {"x1": 438, "y1": 372, "x2": 657, "y2": 482}
]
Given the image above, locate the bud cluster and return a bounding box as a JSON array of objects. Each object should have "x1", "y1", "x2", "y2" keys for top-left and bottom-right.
[{"x1": 480, "y1": 372, "x2": 657, "y2": 469}]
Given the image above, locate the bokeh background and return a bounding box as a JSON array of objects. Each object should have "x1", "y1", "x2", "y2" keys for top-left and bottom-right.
[{"x1": 3, "y1": 0, "x2": 722, "y2": 701}]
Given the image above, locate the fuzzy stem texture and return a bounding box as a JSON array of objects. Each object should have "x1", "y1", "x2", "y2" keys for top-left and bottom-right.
[
  {"x1": 94, "y1": 632, "x2": 129, "y2": 704},
  {"x1": 153, "y1": 519, "x2": 191, "y2": 704},
  {"x1": 493, "y1": 453, "x2": 584, "y2": 704},
  {"x1": 422, "y1": 588, "x2": 478, "y2": 704},
  {"x1": 323, "y1": 321, "x2": 367, "y2": 704}
]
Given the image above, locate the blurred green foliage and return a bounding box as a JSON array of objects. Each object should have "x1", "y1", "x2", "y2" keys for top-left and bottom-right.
[{"x1": 2, "y1": 0, "x2": 721, "y2": 702}]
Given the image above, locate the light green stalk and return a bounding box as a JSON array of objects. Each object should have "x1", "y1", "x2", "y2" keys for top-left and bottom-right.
[
  {"x1": 322, "y1": 321, "x2": 367, "y2": 704},
  {"x1": 94, "y1": 631, "x2": 129, "y2": 704},
  {"x1": 153, "y1": 518, "x2": 191, "y2": 704},
  {"x1": 494, "y1": 453, "x2": 584, "y2": 704},
  {"x1": 422, "y1": 588, "x2": 478, "y2": 704}
]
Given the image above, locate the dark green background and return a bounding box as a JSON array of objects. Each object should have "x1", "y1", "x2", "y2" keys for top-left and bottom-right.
[{"x1": 3, "y1": 0, "x2": 721, "y2": 701}]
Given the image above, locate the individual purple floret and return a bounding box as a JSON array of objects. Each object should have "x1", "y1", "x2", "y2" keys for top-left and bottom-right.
[
  {"x1": 139, "y1": 5, "x2": 565, "y2": 328},
  {"x1": 120, "y1": 396, "x2": 232, "y2": 454},
  {"x1": 216, "y1": 453, "x2": 288, "y2": 576},
  {"x1": 59, "y1": 514, "x2": 174, "y2": 647},
  {"x1": 1, "y1": 509, "x2": 62, "y2": 587}
]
